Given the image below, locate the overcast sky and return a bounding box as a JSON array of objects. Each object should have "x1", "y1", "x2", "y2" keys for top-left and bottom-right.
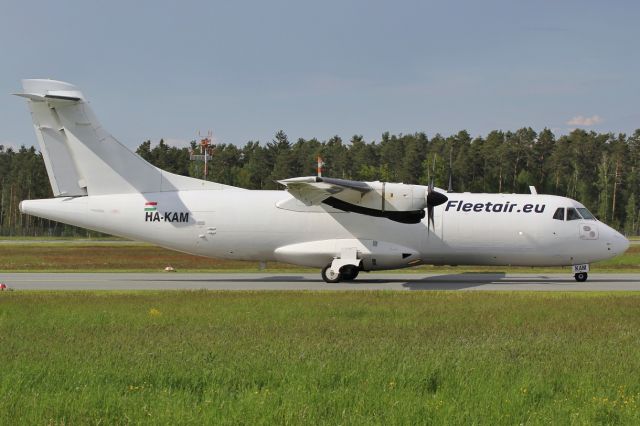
[{"x1": 1, "y1": 0, "x2": 638, "y2": 150}]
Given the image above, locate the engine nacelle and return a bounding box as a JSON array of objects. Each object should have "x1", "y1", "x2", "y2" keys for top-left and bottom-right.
[
  {"x1": 335, "y1": 182, "x2": 429, "y2": 212},
  {"x1": 274, "y1": 238, "x2": 420, "y2": 270},
  {"x1": 278, "y1": 176, "x2": 448, "y2": 224}
]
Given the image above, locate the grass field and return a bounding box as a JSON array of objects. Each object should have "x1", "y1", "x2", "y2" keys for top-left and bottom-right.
[
  {"x1": 0, "y1": 241, "x2": 296, "y2": 272},
  {"x1": 0, "y1": 241, "x2": 638, "y2": 273},
  {"x1": 1, "y1": 291, "x2": 640, "y2": 424}
]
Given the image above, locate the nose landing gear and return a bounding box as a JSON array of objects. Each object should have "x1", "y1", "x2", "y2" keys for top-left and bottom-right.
[
  {"x1": 574, "y1": 272, "x2": 588, "y2": 282},
  {"x1": 572, "y1": 264, "x2": 589, "y2": 282}
]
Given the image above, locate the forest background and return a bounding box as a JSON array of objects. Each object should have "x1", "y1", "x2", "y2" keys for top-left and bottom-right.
[{"x1": 1, "y1": 127, "x2": 638, "y2": 237}]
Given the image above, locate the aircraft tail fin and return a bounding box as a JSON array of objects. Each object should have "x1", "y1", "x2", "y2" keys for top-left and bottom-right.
[{"x1": 15, "y1": 79, "x2": 231, "y2": 196}]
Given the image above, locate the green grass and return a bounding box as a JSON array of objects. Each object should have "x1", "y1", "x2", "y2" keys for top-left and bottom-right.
[
  {"x1": 1, "y1": 291, "x2": 640, "y2": 424},
  {"x1": 0, "y1": 242, "x2": 309, "y2": 273},
  {"x1": 0, "y1": 241, "x2": 638, "y2": 273},
  {"x1": 0, "y1": 235, "x2": 129, "y2": 241}
]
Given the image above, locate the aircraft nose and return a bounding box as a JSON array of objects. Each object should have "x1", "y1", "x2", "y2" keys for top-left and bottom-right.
[{"x1": 608, "y1": 228, "x2": 630, "y2": 255}]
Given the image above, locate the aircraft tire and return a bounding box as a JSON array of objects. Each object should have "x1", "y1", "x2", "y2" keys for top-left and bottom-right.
[
  {"x1": 322, "y1": 264, "x2": 341, "y2": 283},
  {"x1": 574, "y1": 272, "x2": 588, "y2": 282},
  {"x1": 340, "y1": 266, "x2": 359, "y2": 281}
]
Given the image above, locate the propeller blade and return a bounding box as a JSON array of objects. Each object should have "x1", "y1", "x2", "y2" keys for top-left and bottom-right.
[
  {"x1": 425, "y1": 183, "x2": 448, "y2": 234},
  {"x1": 427, "y1": 205, "x2": 434, "y2": 233}
]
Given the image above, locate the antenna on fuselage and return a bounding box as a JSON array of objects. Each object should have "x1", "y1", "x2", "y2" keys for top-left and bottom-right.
[
  {"x1": 447, "y1": 146, "x2": 453, "y2": 192},
  {"x1": 429, "y1": 153, "x2": 436, "y2": 184}
]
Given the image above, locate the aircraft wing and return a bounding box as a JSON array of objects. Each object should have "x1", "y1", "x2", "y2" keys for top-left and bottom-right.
[{"x1": 278, "y1": 176, "x2": 372, "y2": 206}]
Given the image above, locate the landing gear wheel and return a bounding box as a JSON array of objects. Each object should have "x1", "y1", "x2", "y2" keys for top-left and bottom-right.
[
  {"x1": 321, "y1": 264, "x2": 341, "y2": 283},
  {"x1": 340, "y1": 266, "x2": 359, "y2": 281},
  {"x1": 574, "y1": 272, "x2": 588, "y2": 282}
]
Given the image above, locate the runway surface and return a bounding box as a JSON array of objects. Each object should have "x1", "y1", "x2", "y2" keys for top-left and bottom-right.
[{"x1": 1, "y1": 272, "x2": 639, "y2": 291}]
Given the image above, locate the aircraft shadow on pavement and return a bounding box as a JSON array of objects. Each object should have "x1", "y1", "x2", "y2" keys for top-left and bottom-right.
[
  {"x1": 400, "y1": 272, "x2": 507, "y2": 290},
  {"x1": 343, "y1": 272, "x2": 583, "y2": 290}
]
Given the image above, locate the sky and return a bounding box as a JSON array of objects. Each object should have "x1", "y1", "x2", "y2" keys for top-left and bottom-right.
[{"x1": 1, "y1": 0, "x2": 639, "y2": 150}]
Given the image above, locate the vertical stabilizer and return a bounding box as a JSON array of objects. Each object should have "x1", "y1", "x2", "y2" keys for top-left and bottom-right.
[
  {"x1": 19, "y1": 81, "x2": 88, "y2": 196},
  {"x1": 17, "y1": 79, "x2": 161, "y2": 196},
  {"x1": 15, "y1": 79, "x2": 233, "y2": 196}
]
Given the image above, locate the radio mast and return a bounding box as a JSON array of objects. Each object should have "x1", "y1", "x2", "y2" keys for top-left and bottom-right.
[{"x1": 189, "y1": 131, "x2": 214, "y2": 180}]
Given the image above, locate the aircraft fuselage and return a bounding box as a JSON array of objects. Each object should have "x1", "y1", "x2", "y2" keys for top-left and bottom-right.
[{"x1": 20, "y1": 189, "x2": 629, "y2": 270}]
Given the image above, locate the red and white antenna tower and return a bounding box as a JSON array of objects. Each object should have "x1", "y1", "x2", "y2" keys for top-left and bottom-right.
[{"x1": 189, "y1": 131, "x2": 214, "y2": 179}]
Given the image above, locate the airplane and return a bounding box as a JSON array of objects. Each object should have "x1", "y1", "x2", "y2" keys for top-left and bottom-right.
[{"x1": 15, "y1": 79, "x2": 630, "y2": 283}]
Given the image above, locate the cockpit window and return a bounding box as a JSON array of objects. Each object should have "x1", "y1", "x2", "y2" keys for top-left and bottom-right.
[
  {"x1": 566, "y1": 207, "x2": 582, "y2": 221},
  {"x1": 553, "y1": 207, "x2": 565, "y2": 220},
  {"x1": 577, "y1": 208, "x2": 595, "y2": 220}
]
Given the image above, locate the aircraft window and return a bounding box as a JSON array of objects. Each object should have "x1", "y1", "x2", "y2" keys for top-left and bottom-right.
[
  {"x1": 566, "y1": 208, "x2": 582, "y2": 221},
  {"x1": 577, "y1": 208, "x2": 595, "y2": 220},
  {"x1": 553, "y1": 208, "x2": 565, "y2": 220}
]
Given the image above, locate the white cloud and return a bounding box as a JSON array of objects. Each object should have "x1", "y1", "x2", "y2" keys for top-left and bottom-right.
[{"x1": 566, "y1": 115, "x2": 603, "y2": 126}]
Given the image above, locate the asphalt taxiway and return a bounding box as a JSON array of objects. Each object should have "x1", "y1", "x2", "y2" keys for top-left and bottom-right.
[{"x1": 1, "y1": 272, "x2": 639, "y2": 291}]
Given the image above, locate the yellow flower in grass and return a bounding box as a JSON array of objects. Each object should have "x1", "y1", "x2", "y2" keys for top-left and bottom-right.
[{"x1": 149, "y1": 308, "x2": 161, "y2": 317}]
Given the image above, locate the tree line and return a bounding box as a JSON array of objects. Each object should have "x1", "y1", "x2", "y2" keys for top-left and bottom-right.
[{"x1": 1, "y1": 127, "x2": 639, "y2": 236}]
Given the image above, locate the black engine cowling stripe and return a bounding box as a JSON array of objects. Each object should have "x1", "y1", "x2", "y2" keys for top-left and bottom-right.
[{"x1": 322, "y1": 197, "x2": 426, "y2": 224}]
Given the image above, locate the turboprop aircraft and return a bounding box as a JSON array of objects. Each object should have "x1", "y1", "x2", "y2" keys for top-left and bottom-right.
[{"x1": 15, "y1": 79, "x2": 629, "y2": 283}]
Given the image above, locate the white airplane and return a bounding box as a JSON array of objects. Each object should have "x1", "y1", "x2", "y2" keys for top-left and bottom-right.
[{"x1": 15, "y1": 79, "x2": 629, "y2": 283}]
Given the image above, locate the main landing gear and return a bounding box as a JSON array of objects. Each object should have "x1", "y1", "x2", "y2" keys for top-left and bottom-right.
[
  {"x1": 321, "y1": 264, "x2": 341, "y2": 283},
  {"x1": 321, "y1": 247, "x2": 362, "y2": 283},
  {"x1": 321, "y1": 263, "x2": 360, "y2": 283},
  {"x1": 574, "y1": 272, "x2": 588, "y2": 282}
]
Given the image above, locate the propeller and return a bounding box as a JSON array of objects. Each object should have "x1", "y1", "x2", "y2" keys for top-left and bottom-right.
[
  {"x1": 425, "y1": 181, "x2": 448, "y2": 233},
  {"x1": 424, "y1": 153, "x2": 448, "y2": 233}
]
